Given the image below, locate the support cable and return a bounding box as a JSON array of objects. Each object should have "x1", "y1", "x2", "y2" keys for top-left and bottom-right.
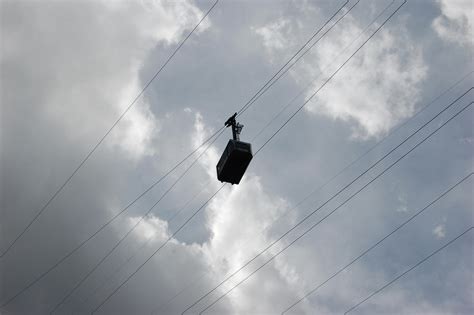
[
  {"x1": 344, "y1": 226, "x2": 474, "y2": 314},
  {"x1": 77, "y1": 180, "x2": 210, "y2": 309},
  {"x1": 91, "y1": 183, "x2": 227, "y2": 314},
  {"x1": 255, "y1": 0, "x2": 406, "y2": 156},
  {"x1": 235, "y1": 0, "x2": 351, "y2": 117},
  {"x1": 49, "y1": 128, "x2": 226, "y2": 314},
  {"x1": 281, "y1": 172, "x2": 473, "y2": 314},
  {"x1": 0, "y1": 0, "x2": 220, "y2": 259},
  {"x1": 0, "y1": 127, "x2": 223, "y2": 308},
  {"x1": 238, "y1": 0, "x2": 359, "y2": 117}
]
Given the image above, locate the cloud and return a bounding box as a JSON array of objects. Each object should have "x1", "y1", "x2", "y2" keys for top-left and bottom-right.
[
  {"x1": 432, "y1": 0, "x2": 473, "y2": 48},
  {"x1": 253, "y1": 9, "x2": 427, "y2": 140},
  {"x1": 253, "y1": 18, "x2": 292, "y2": 54},
  {"x1": 128, "y1": 214, "x2": 170, "y2": 242},
  {"x1": 433, "y1": 224, "x2": 446, "y2": 239},
  {"x1": 305, "y1": 16, "x2": 427, "y2": 140}
]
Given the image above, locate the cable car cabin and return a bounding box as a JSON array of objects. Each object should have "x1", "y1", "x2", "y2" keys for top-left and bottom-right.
[
  {"x1": 216, "y1": 113, "x2": 253, "y2": 185},
  {"x1": 216, "y1": 139, "x2": 253, "y2": 184}
]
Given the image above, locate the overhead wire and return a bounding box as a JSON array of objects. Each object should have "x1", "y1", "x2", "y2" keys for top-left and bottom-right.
[
  {"x1": 344, "y1": 226, "x2": 474, "y2": 314},
  {"x1": 166, "y1": 179, "x2": 211, "y2": 223},
  {"x1": 91, "y1": 183, "x2": 227, "y2": 314},
  {"x1": 48, "y1": 127, "x2": 226, "y2": 314},
  {"x1": 77, "y1": 234, "x2": 154, "y2": 309},
  {"x1": 254, "y1": 0, "x2": 406, "y2": 156},
  {"x1": 0, "y1": 0, "x2": 220, "y2": 259},
  {"x1": 261, "y1": 70, "x2": 473, "y2": 240},
  {"x1": 75, "y1": 179, "x2": 211, "y2": 310},
  {"x1": 281, "y1": 172, "x2": 473, "y2": 314},
  {"x1": 0, "y1": 126, "x2": 223, "y2": 309},
  {"x1": 183, "y1": 85, "x2": 472, "y2": 313},
  {"x1": 235, "y1": 0, "x2": 351, "y2": 117},
  {"x1": 250, "y1": 0, "x2": 395, "y2": 142},
  {"x1": 150, "y1": 272, "x2": 208, "y2": 315},
  {"x1": 237, "y1": 0, "x2": 359, "y2": 118},
  {"x1": 196, "y1": 100, "x2": 474, "y2": 315}
]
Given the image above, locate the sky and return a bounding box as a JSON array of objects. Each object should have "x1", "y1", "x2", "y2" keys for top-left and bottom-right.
[{"x1": 0, "y1": 0, "x2": 473, "y2": 314}]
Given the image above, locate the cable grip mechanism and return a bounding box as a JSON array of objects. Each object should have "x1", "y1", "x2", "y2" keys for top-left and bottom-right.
[{"x1": 224, "y1": 113, "x2": 243, "y2": 141}]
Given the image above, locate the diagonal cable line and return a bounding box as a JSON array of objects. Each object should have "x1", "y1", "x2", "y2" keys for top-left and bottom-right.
[
  {"x1": 48, "y1": 128, "x2": 226, "y2": 314},
  {"x1": 0, "y1": 0, "x2": 220, "y2": 259},
  {"x1": 261, "y1": 70, "x2": 473, "y2": 241},
  {"x1": 197, "y1": 101, "x2": 473, "y2": 315},
  {"x1": 281, "y1": 172, "x2": 473, "y2": 314},
  {"x1": 166, "y1": 179, "x2": 211, "y2": 223},
  {"x1": 77, "y1": 232, "x2": 155, "y2": 309},
  {"x1": 0, "y1": 127, "x2": 224, "y2": 308},
  {"x1": 238, "y1": 0, "x2": 359, "y2": 117},
  {"x1": 344, "y1": 226, "x2": 474, "y2": 314},
  {"x1": 91, "y1": 183, "x2": 227, "y2": 314},
  {"x1": 251, "y1": 0, "x2": 396, "y2": 143},
  {"x1": 77, "y1": 180, "x2": 211, "y2": 310},
  {"x1": 235, "y1": 0, "x2": 350, "y2": 117},
  {"x1": 182, "y1": 87, "x2": 472, "y2": 315},
  {"x1": 150, "y1": 271, "x2": 208, "y2": 315},
  {"x1": 254, "y1": 0, "x2": 406, "y2": 156}
]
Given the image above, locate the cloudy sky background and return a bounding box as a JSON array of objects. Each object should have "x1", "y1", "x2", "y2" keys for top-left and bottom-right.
[{"x1": 1, "y1": 0, "x2": 473, "y2": 314}]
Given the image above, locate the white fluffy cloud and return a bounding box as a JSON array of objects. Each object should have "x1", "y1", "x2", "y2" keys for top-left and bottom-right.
[
  {"x1": 308, "y1": 20, "x2": 427, "y2": 139},
  {"x1": 433, "y1": 0, "x2": 473, "y2": 48},
  {"x1": 254, "y1": 11, "x2": 427, "y2": 140},
  {"x1": 253, "y1": 18, "x2": 293, "y2": 53}
]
